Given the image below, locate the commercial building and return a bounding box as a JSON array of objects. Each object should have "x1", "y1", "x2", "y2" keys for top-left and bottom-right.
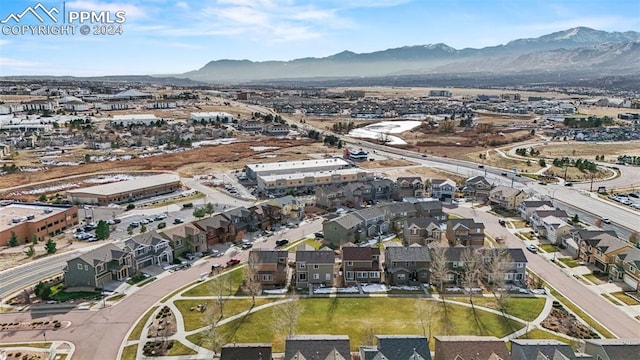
[
  {"x1": 190, "y1": 112, "x2": 234, "y2": 123},
  {"x1": 245, "y1": 158, "x2": 350, "y2": 181},
  {"x1": 66, "y1": 174, "x2": 181, "y2": 206},
  {"x1": 110, "y1": 114, "x2": 160, "y2": 126},
  {"x1": 0, "y1": 203, "x2": 78, "y2": 244},
  {"x1": 257, "y1": 168, "x2": 374, "y2": 195}
]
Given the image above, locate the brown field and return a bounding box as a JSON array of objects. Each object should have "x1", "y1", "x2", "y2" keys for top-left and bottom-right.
[
  {"x1": 545, "y1": 166, "x2": 610, "y2": 182},
  {"x1": 358, "y1": 159, "x2": 416, "y2": 169},
  {"x1": 535, "y1": 142, "x2": 640, "y2": 159},
  {"x1": 466, "y1": 149, "x2": 543, "y2": 174},
  {"x1": 382, "y1": 166, "x2": 466, "y2": 183},
  {"x1": 576, "y1": 106, "x2": 640, "y2": 118}
]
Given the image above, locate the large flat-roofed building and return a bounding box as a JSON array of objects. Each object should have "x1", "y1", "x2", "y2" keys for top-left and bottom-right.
[
  {"x1": 66, "y1": 174, "x2": 181, "y2": 206},
  {"x1": 190, "y1": 112, "x2": 235, "y2": 123},
  {"x1": 1, "y1": 203, "x2": 78, "y2": 244},
  {"x1": 245, "y1": 158, "x2": 350, "y2": 181},
  {"x1": 110, "y1": 114, "x2": 160, "y2": 126},
  {"x1": 257, "y1": 168, "x2": 374, "y2": 195}
]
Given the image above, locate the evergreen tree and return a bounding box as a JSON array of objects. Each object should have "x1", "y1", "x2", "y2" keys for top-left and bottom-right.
[{"x1": 45, "y1": 239, "x2": 57, "y2": 254}]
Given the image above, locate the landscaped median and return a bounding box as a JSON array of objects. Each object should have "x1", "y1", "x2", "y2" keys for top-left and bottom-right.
[{"x1": 185, "y1": 297, "x2": 526, "y2": 352}]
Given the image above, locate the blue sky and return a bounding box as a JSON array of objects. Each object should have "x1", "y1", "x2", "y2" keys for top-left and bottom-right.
[{"x1": 1, "y1": 0, "x2": 639, "y2": 76}]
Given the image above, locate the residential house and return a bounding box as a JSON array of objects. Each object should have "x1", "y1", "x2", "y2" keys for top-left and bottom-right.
[
  {"x1": 224, "y1": 206, "x2": 258, "y2": 236},
  {"x1": 414, "y1": 200, "x2": 447, "y2": 221},
  {"x1": 159, "y1": 223, "x2": 207, "y2": 257},
  {"x1": 403, "y1": 217, "x2": 443, "y2": 245},
  {"x1": 564, "y1": 229, "x2": 617, "y2": 258},
  {"x1": 271, "y1": 195, "x2": 305, "y2": 221},
  {"x1": 463, "y1": 176, "x2": 492, "y2": 201},
  {"x1": 394, "y1": 176, "x2": 426, "y2": 200},
  {"x1": 263, "y1": 123, "x2": 289, "y2": 136},
  {"x1": 489, "y1": 186, "x2": 527, "y2": 210},
  {"x1": 123, "y1": 231, "x2": 173, "y2": 271},
  {"x1": 360, "y1": 335, "x2": 431, "y2": 360},
  {"x1": 384, "y1": 245, "x2": 431, "y2": 285},
  {"x1": 481, "y1": 248, "x2": 528, "y2": 284},
  {"x1": 249, "y1": 202, "x2": 283, "y2": 231},
  {"x1": 64, "y1": 243, "x2": 133, "y2": 288},
  {"x1": 343, "y1": 182, "x2": 374, "y2": 207},
  {"x1": 239, "y1": 120, "x2": 264, "y2": 133},
  {"x1": 341, "y1": 246, "x2": 381, "y2": 285},
  {"x1": 446, "y1": 219, "x2": 485, "y2": 246},
  {"x1": 382, "y1": 202, "x2": 419, "y2": 233},
  {"x1": 518, "y1": 200, "x2": 553, "y2": 221},
  {"x1": 610, "y1": 247, "x2": 640, "y2": 291},
  {"x1": 315, "y1": 185, "x2": 347, "y2": 210},
  {"x1": 220, "y1": 343, "x2": 272, "y2": 360},
  {"x1": 295, "y1": 244, "x2": 336, "y2": 288},
  {"x1": 324, "y1": 212, "x2": 364, "y2": 246},
  {"x1": 248, "y1": 249, "x2": 288, "y2": 287},
  {"x1": 194, "y1": 213, "x2": 235, "y2": 247},
  {"x1": 433, "y1": 336, "x2": 510, "y2": 360},
  {"x1": 575, "y1": 230, "x2": 631, "y2": 273},
  {"x1": 530, "y1": 209, "x2": 568, "y2": 232},
  {"x1": 431, "y1": 179, "x2": 457, "y2": 200},
  {"x1": 355, "y1": 206, "x2": 389, "y2": 238},
  {"x1": 370, "y1": 179, "x2": 395, "y2": 200},
  {"x1": 583, "y1": 338, "x2": 640, "y2": 360},
  {"x1": 284, "y1": 335, "x2": 351, "y2": 360},
  {"x1": 531, "y1": 211, "x2": 573, "y2": 245},
  {"x1": 510, "y1": 339, "x2": 579, "y2": 360}
]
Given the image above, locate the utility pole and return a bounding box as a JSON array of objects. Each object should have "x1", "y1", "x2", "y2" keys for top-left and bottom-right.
[{"x1": 590, "y1": 172, "x2": 594, "y2": 192}]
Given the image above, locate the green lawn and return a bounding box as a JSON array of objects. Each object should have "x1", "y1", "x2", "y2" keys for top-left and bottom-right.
[
  {"x1": 509, "y1": 220, "x2": 528, "y2": 229},
  {"x1": 50, "y1": 284, "x2": 100, "y2": 302},
  {"x1": 601, "y1": 293, "x2": 620, "y2": 305},
  {"x1": 167, "y1": 340, "x2": 197, "y2": 356},
  {"x1": 446, "y1": 296, "x2": 546, "y2": 322},
  {"x1": 128, "y1": 306, "x2": 158, "y2": 341},
  {"x1": 518, "y1": 329, "x2": 579, "y2": 348},
  {"x1": 120, "y1": 344, "x2": 137, "y2": 360},
  {"x1": 106, "y1": 294, "x2": 126, "y2": 302},
  {"x1": 539, "y1": 244, "x2": 557, "y2": 253},
  {"x1": 175, "y1": 298, "x2": 279, "y2": 331},
  {"x1": 187, "y1": 298, "x2": 524, "y2": 352},
  {"x1": 182, "y1": 268, "x2": 245, "y2": 297},
  {"x1": 289, "y1": 239, "x2": 324, "y2": 252},
  {"x1": 611, "y1": 292, "x2": 640, "y2": 306},
  {"x1": 584, "y1": 274, "x2": 606, "y2": 285},
  {"x1": 137, "y1": 277, "x2": 157, "y2": 287},
  {"x1": 548, "y1": 287, "x2": 614, "y2": 338},
  {"x1": 558, "y1": 258, "x2": 579, "y2": 268},
  {"x1": 0, "y1": 342, "x2": 51, "y2": 349}
]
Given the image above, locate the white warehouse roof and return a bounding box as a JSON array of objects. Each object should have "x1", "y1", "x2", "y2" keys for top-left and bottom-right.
[{"x1": 67, "y1": 174, "x2": 180, "y2": 197}]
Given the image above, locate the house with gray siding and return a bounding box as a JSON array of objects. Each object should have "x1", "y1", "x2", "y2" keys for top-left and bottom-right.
[
  {"x1": 160, "y1": 223, "x2": 207, "y2": 257},
  {"x1": 384, "y1": 245, "x2": 431, "y2": 285},
  {"x1": 124, "y1": 231, "x2": 173, "y2": 271},
  {"x1": 295, "y1": 244, "x2": 336, "y2": 288},
  {"x1": 403, "y1": 217, "x2": 443, "y2": 245},
  {"x1": 64, "y1": 243, "x2": 133, "y2": 288},
  {"x1": 360, "y1": 335, "x2": 431, "y2": 360}
]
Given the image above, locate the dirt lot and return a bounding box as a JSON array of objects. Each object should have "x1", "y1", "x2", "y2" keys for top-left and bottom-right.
[
  {"x1": 327, "y1": 86, "x2": 579, "y2": 100},
  {"x1": 466, "y1": 149, "x2": 544, "y2": 174},
  {"x1": 576, "y1": 106, "x2": 640, "y2": 118},
  {"x1": 358, "y1": 159, "x2": 416, "y2": 169},
  {"x1": 534, "y1": 141, "x2": 640, "y2": 159},
  {"x1": 381, "y1": 166, "x2": 466, "y2": 183}
]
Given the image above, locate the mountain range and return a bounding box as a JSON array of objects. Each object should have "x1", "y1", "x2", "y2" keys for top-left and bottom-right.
[{"x1": 179, "y1": 27, "x2": 640, "y2": 83}]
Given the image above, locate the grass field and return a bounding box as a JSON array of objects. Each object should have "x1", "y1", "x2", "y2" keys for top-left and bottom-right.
[
  {"x1": 558, "y1": 258, "x2": 579, "y2": 268},
  {"x1": 445, "y1": 296, "x2": 546, "y2": 322},
  {"x1": 601, "y1": 293, "x2": 620, "y2": 305},
  {"x1": 175, "y1": 298, "x2": 279, "y2": 331},
  {"x1": 584, "y1": 274, "x2": 606, "y2": 285},
  {"x1": 182, "y1": 268, "x2": 245, "y2": 297},
  {"x1": 187, "y1": 298, "x2": 524, "y2": 352},
  {"x1": 106, "y1": 293, "x2": 126, "y2": 302},
  {"x1": 536, "y1": 141, "x2": 640, "y2": 158},
  {"x1": 517, "y1": 329, "x2": 579, "y2": 348},
  {"x1": 611, "y1": 292, "x2": 640, "y2": 306},
  {"x1": 128, "y1": 306, "x2": 158, "y2": 341},
  {"x1": 167, "y1": 340, "x2": 198, "y2": 356},
  {"x1": 50, "y1": 284, "x2": 100, "y2": 302},
  {"x1": 289, "y1": 238, "x2": 324, "y2": 252},
  {"x1": 120, "y1": 345, "x2": 138, "y2": 360},
  {"x1": 0, "y1": 343, "x2": 51, "y2": 349},
  {"x1": 539, "y1": 244, "x2": 557, "y2": 253}
]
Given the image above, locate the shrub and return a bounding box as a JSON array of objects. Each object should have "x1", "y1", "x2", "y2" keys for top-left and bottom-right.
[{"x1": 126, "y1": 203, "x2": 135, "y2": 210}]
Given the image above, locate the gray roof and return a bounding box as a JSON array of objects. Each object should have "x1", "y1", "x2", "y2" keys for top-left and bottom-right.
[
  {"x1": 284, "y1": 335, "x2": 351, "y2": 360},
  {"x1": 77, "y1": 243, "x2": 128, "y2": 267},
  {"x1": 511, "y1": 339, "x2": 577, "y2": 360},
  {"x1": 405, "y1": 216, "x2": 441, "y2": 229},
  {"x1": 376, "y1": 335, "x2": 431, "y2": 360},
  {"x1": 448, "y1": 218, "x2": 485, "y2": 230},
  {"x1": 296, "y1": 248, "x2": 336, "y2": 264},
  {"x1": 584, "y1": 338, "x2": 640, "y2": 360},
  {"x1": 615, "y1": 247, "x2": 640, "y2": 268},
  {"x1": 490, "y1": 185, "x2": 524, "y2": 198},
  {"x1": 534, "y1": 209, "x2": 568, "y2": 219},
  {"x1": 382, "y1": 202, "x2": 418, "y2": 215},
  {"x1": 125, "y1": 231, "x2": 167, "y2": 249},
  {"x1": 251, "y1": 249, "x2": 288, "y2": 264},
  {"x1": 195, "y1": 213, "x2": 232, "y2": 229},
  {"x1": 342, "y1": 246, "x2": 380, "y2": 261},
  {"x1": 582, "y1": 233, "x2": 630, "y2": 254},
  {"x1": 274, "y1": 195, "x2": 299, "y2": 207},
  {"x1": 397, "y1": 176, "x2": 423, "y2": 184},
  {"x1": 333, "y1": 213, "x2": 364, "y2": 230},
  {"x1": 434, "y1": 336, "x2": 509, "y2": 360},
  {"x1": 415, "y1": 200, "x2": 443, "y2": 212},
  {"x1": 466, "y1": 175, "x2": 491, "y2": 186},
  {"x1": 355, "y1": 206, "x2": 385, "y2": 221},
  {"x1": 385, "y1": 246, "x2": 431, "y2": 263},
  {"x1": 521, "y1": 200, "x2": 553, "y2": 208},
  {"x1": 221, "y1": 343, "x2": 272, "y2": 360},
  {"x1": 66, "y1": 174, "x2": 180, "y2": 197}
]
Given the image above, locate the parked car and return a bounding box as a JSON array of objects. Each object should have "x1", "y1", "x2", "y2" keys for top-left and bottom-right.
[
  {"x1": 174, "y1": 218, "x2": 184, "y2": 224},
  {"x1": 314, "y1": 232, "x2": 324, "y2": 238},
  {"x1": 564, "y1": 182, "x2": 573, "y2": 187},
  {"x1": 226, "y1": 258, "x2": 241, "y2": 267},
  {"x1": 601, "y1": 217, "x2": 611, "y2": 224},
  {"x1": 140, "y1": 219, "x2": 149, "y2": 225},
  {"x1": 241, "y1": 242, "x2": 253, "y2": 250},
  {"x1": 276, "y1": 239, "x2": 289, "y2": 247},
  {"x1": 157, "y1": 222, "x2": 166, "y2": 229},
  {"x1": 498, "y1": 219, "x2": 506, "y2": 226},
  {"x1": 526, "y1": 245, "x2": 538, "y2": 253},
  {"x1": 183, "y1": 252, "x2": 196, "y2": 260},
  {"x1": 154, "y1": 214, "x2": 167, "y2": 221},
  {"x1": 113, "y1": 219, "x2": 122, "y2": 224},
  {"x1": 501, "y1": 172, "x2": 507, "y2": 176},
  {"x1": 130, "y1": 221, "x2": 140, "y2": 228}
]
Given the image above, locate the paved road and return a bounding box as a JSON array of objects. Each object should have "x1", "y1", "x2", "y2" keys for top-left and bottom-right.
[
  {"x1": 450, "y1": 206, "x2": 640, "y2": 338},
  {"x1": 0, "y1": 218, "x2": 323, "y2": 360}
]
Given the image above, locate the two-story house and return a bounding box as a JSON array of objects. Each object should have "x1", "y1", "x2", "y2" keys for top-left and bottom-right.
[
  {"x1": 341, "y1": 246, "x2": 381, "y2": 285},
  {"x1": 431, "y1": 179, "x2": 457, "y2": 200},
  {"x1": 489, "y1": 186, "x2": 527, "y2": 210},
  {"x1": 518, "y1": 200, "x2": 553, "y2": 222},
  {"x1": 271, "y1": 195, "x2": 305, "y2": 221},
  {"x1": 537, "y1": 215, "x2": 574, "y2": 245},
  {"x1": 315, "y1": 185, "x2": 346, "y2": 210},
  {"x1": 64, "y1": 243, "x2": 133, "y2": 289},
  {"x1": 384, "y1": 245, "x2": 431, "y2": 285},
  {"x1": 610, "y1": 247, "x2": 640, "y2": 291},
  {"x1": 343, "y1": 182, "x2": 374, "y2": 207},
  {"x1": 224, "y1": 206, "x2": 258, "y2": 236},
  {"x1": 393, "y1": 177, "x2": 426, "y2": 200},
  {"x1": 530, "y1": 208, "x2": 568, "y2": 232},
  {"x1": 370, "y1": 179, "x2": 395, "y2": 200},
  {"x1": 249, "y1": 249, "x2": 289, "y2": 287},
  {"x1": 160, "y1": 223, "x2": 207, "y2": 257},
  {"x1": 403, "y1": 217, "x2": 444, "y2": 245},
  {"x1": 381, "y1": 202, "x2": 419, "y2": 233},
  {"x1": 194, "y1": 213, "x2": 235, "y2": 246},
  {"x1": 295, "y1": 244, "x2": 336, "y2": 288},
  {"x1": 414, "y1": 200, "x2": 447, "y2": 221},
  {"x1": 123, "y1": 231, "x2": 173, "y2": 271},
  {"x1": 576, "y1": 231, "x2": 633, "y2": 273},
  {"x1": 446, "y1": 219, "x2": 485, "y2": 247},
  {"x1": 323, "y1": 212, "x2": 364, "y2": 247},
  {"x1": 355, "y1": 206, "x2": 389, "y2": 238},
  {"x1": 360, "y1": 335, "x2": 431, "y2": 360},
  {"x1": 463, "y1": 176, "x2": 492, "y2": 201},
  {"x1": 480, "y1": 248, "x2": 528, "y2": 284}
]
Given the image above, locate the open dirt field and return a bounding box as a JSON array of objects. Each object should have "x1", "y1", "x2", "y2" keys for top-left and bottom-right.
[
  {"x1": 327, "y1": 86, "x2": 579, "y2": 100},
  {"x1": 358, "y1": 159, "x2": 416, "y2": 169},
  {"x1": 382, "y1": 166, "x2": 466, "y2": 183},
  {"x1": 534, "y1": 141, "x2": 640, "y2": 159},
  {"x1": 466, "y1": 149, "x2": 543, "y2": 174},
  {"x1": 576, "y1": 106, "x2": 640, "y2": 118}
]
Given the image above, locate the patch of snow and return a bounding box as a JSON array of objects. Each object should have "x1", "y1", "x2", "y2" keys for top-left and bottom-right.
[
  {"x1": 251, "y1": 146, "x2": 280, "y2": 151},
  {"x1": 192, "y1": 138, "x2": 238, "y2": 147},
  {"x1": 263, "y1": 288, "x2": 288, "y2": 294},
  {"x1": 313, "y1": 286, "x2": 359, "y2": 294},
  {"x1": 348, "y1": 120, "x2": 422, "y2": 145},
  {"x1": 390, "y1": 285, "x2": 420, "y2": 291},
  {"x1": 361, "y1": 284, "x2": 388, "y2": 293}
]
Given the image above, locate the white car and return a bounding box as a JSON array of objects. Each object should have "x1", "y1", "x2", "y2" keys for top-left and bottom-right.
[
  {"x1": 154, "y1": 214, "x2": 167, "y2": 221},
  {"x1": 631, "y1": 203, "x2": 640, "y2": 210},
  {"x1": 601, "y1": 217, "x2": 611, "y2": 224}
]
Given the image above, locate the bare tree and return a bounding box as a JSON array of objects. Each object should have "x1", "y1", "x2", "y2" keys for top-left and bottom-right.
[
  {"x1": 414, "y1": 299, "x2": 439, "y2": 342},
  {"x1": 485, "y1": 247, "x2": 513, "y2": 309},
  {"x1": 439, "y1": 120, "x2": 456, "y2": 133},
  {"x1": 461, "y1": 247, "x2": 483, "y2": 305},
  {"x1": 209, "y1": 273, "x2": 231, "y2": 319},
  {"x1": 242, "y1": 251, "x2": 262, "y2": 307},
  {"x1": 629, "y1": 231, "x2": 640, "y2": 246},
  {"x1": 429, "y1": 246, "x2": 449, "y2": 293},
  {"x1": 203, "y1": 301, "x2": 228, "y2": 355},
  {"x1": 272, "y1": 297, "x2": 304, "y2": 337}
]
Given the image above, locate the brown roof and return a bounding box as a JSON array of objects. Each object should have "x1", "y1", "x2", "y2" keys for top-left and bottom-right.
[
  {"x1": 341, "y1": 246, "x2": 380, "y2": 261},
  {"x1": 434, "y1": 336, "x2": 510, "y2": 360}
]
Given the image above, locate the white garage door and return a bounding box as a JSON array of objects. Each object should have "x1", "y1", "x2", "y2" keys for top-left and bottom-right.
[{"x1": 623, "y1": 274, "x2": 638, "y2": 291}]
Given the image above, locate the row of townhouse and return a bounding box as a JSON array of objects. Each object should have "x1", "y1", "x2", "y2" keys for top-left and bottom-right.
[
  {"x1": 220, "y1": 334, "x2": 640, "y2": 360},
  {"x1": 63, "y1": 197, "x2": 303, "y2": 288},
  {"x1": 249, "y1": 242, "x2": 526, "y2": 290},
  {"x1": 322, "y1": 200, "x2": 485, "y2": 247},
  {"x1": 519, "y1": 199, "x2": 640, "y2": 291}
]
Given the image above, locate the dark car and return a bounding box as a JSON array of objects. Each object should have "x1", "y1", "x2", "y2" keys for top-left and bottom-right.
[
  {"x1": 501, "y1": 172, "x2": 507, "y2": 176},
  {"x1": 314, "y1": 232, "x2": 324, "y2": 238},
  {"x1": 564, "y1": 182, "x2": 573, "y2": 187},
  {"x1": 226, "y1": 258, "x2": 241, "y2": 267},
  {"x1": 498, "y1": 219, "x2": 506, "y2": 226},
  {"x1": 478, "y1": 165, "x2": 484, "y2": 169},
  {"x1": 157, "y1": 222, "x2": 166, "y2": 229},
  {"x1": 276, "y1": 239, "x2": 289, "y2": 247},
  {"x1": 174, "y1": 218, "x2": 184, "y2": 224}
]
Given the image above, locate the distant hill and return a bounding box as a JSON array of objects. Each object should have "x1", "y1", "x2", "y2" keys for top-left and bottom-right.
[{"x1": 180, "y1": 27, "x2": 640, "y2": 83}]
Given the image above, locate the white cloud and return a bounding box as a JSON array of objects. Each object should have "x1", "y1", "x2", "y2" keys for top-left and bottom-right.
[
  {"x1": 0, "y1": 57, "x2": 41, "y2": 67},
  {"x1": 176, "y1": 2, "x2": 189, "y2": 10}
]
